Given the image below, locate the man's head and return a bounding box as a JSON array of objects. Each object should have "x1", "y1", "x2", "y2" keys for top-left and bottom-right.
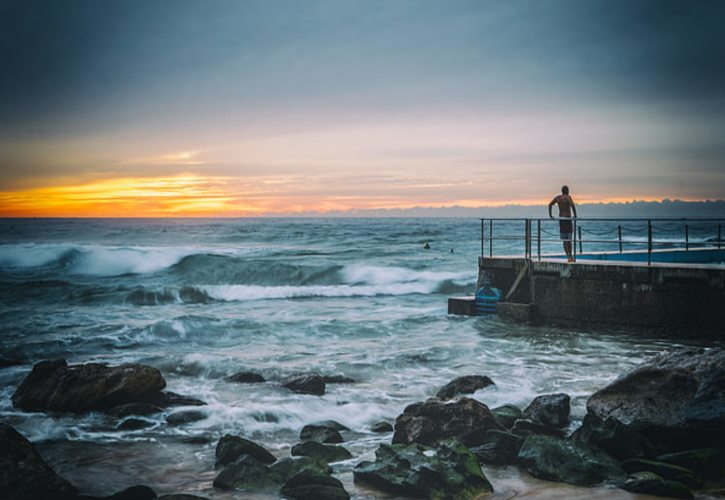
[{"x1": 561, "y1": 185, "x2": 569, "y2": 195}]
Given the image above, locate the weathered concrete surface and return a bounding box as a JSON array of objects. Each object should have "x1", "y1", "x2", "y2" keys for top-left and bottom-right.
[
  {"x1": 448, "y1": 297, "x2": 478, "y2": 315},
  {"x1": 479, "y1": 257, "x2": 725, "y2": 336}
]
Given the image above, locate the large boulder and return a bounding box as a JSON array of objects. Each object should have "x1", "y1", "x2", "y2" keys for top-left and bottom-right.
[
  {"x1": 269, "y1": 457, "x2": 332, "y2": 481},
  {"x1": 291, "y1": 441, "x2": 352, "y2": 463},
  {"x1": 12, "y1": 359, "x2": 166, "y2": 413},
  {"x1": 392, "y1": 397, "x2": 503, "y2": 447},
  {"x1": 226, "y1": 371, "x2": 265, "y2": 383},
  {"x1": 354, "y1": 440, "x2": 493, "y2": 499},
  {"x1": 282, "y1": 373, "x2": 326, "y2": 395},
  {"x1": 435, "y1": 375, "x2": 495, "y2": 400},
  {"x1": 280, "y1": 471, "x2": 349, "y2": 500},
  {"x1": 470, "y1": 429, "x2": 523, "y2": 465},
  {"x1": 213, "y1": 455, "x2": 282, "y2": 491},
  {"x1": 517, "y1": 434, "x2": 625, "y2": 486},
  {"x1": 490, "y1": 404, "x2": 523, "y2": 429},
  {"x1": 587, "y1": 348, "x2": 725, "y2": 451},
  {"x1": 0, "y1": 423, "x2": 77, "y2": 500},
  {"x1": 572, "y1": 413, "x2": 655, "y2": 460},
  {"x1": 523, "y1": 393, "x2": 570, "y2": 428},
  {"x1": 300, "y1": 424, "x2": 343, "y2": 444},
  {"x1": 510, "y1": 419, "x2": 565, "y2": 438},
  {"x1": 215, "y1": 435, "x2": 276, "y2": 466}
]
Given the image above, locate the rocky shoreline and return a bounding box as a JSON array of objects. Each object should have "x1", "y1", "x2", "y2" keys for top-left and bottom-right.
[{"x1": 2, "y1": 348, "x2": 724, "y2": 499}]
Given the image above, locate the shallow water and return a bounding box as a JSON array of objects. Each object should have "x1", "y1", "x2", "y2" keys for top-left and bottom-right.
[{"x1": 0, "y1": 218, "x2": 720, "y2": 499}]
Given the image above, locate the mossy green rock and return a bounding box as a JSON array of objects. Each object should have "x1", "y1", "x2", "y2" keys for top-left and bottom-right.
[
  {"x1": 213, "y1": 455, "x2": 282, "y2": 491},
  {"x1": 622, "y1": 458, "x2": 701, "y2": 487},
  {"x1": 491, "y1": 404, "x2": 523, "y2": 429},
  {"x1": 517, "y1": 434, "x2": 624, "y2": 486},
  {"x1": 270, "y1": 456, "x2": 332, "y2": 481},
  {"x1": 354, "y1": 439, "x2": 493, "y2": 499},
  {"x1": 215, "y1": 434, "x2": 276, "y2": 466},
  {"x1": 619, "y1": 471, "x2": 693, "y2": 499},
  {"x1": 572, "y1": 413, "x2": 654, "y2": 460},
  {"x1": 470, "y1": 429, "x2": 523, "y2": 465},
  {"x1": 656, "y1": 448, "x2": 724, "y2": 479},
  {"x1": 291, "y1": 441, "x2": 352, "y2": 463},
  {"x1": 280, "y1": 471, "x2": 349, "y2": 500}
]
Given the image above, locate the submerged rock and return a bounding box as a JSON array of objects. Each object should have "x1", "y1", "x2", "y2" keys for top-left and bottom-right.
[
  {"x1": 321, "y1": 375, "x2": 356, "y2": 384},
  {"x1": 435, "y1": 375, "x2": 495, "y2": 400},
  {"x1": 354, "y1": 440, "x2": 493, "y2": 499},
  {"x1": 523, "y1": 393, "x2": 570, "y2": 428},
  {"x1": 621, "y1": 458, "x2": 701, "y2": 488},
  {"x1": 117, "y1": 418, "x2": 154, "y2": 431},
  {"x1": 0, "y1": 358, "x2": 23, "y2": 369},
  {"x1": 107, "y1": 402, "x2": 164, "y2": 418},
  {"x1": 226, "y1": 371, "x2": 265, "y2": 383},
  {"x1": 12, "y1": 359, "x2": 166, "y2": 413},
  {"x1": 572, "y1": 413, "x2": 655, "y2": 460},
  {"x1": 216, "y1": 434, "x2": 277, "y2": 466},
  {"x1": 470, "y1": 429, "x2": 523, "y2": 465},
  {"x1": 370, "y1": 421, "x2": 393, "y2": 433},
  {"x1": 142, "y1": 391, "x2": 206, "y2": 408},
  {"x1": 517, "y1": 434, "x2": 625, "y2": 486},
  {"x1": 300, "y1": 424, "x2": 343, "y2": 443},
  {"x1": 490, "y1": 404, "x2": 523, "y2": 430},
  {"x1": 165, "y1": 410, "x2": 206, "y2": 426},
  {"x1": 282, "y1": 373, "x2": 326, "y2": 395},
  {"x1": 291, "y1": 441, "x2": 352, "y2": 463},
  {"x1": 618, "y1": 471, "x2": 693, "y2": 499},
  {"x1": 0, "y1": 423, "x2": 77, "y2": 500},
  {"x1": 280, "y1": 471, "x2": 350, "y2": 500},
  {"x1": 392, "y1": 397, "x2": 503, "y2": 446}
]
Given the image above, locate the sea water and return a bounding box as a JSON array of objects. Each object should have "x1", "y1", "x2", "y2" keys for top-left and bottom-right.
[{"x1": 0, "y1": 218, "x2": 717, "y2": 498}]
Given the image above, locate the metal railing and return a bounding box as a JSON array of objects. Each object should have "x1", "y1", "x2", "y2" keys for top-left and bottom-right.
[{"x1": 480, "y1": 217, "x2": 725, "y2": 266}]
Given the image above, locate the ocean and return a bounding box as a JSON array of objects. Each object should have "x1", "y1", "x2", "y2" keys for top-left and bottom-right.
[{"x1": 0, "y1": 218, "x2": 715, "y2": 498}]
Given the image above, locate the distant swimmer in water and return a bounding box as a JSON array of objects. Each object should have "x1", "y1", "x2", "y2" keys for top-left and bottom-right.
[
  {"x1": 423, "y1": 241, "x2": 431, "y2": 250},
  {"x1": 548, "y1": 185, "x2": 578, "y2": 262}
]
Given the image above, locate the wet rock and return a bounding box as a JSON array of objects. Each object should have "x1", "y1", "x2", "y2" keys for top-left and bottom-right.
[
  {"x1": 291, "y1": 441, "x2": 352, "y2": 463},
  {"x1": 621, "y1": 458, "x2": 701, "y2": 488},
  {"x1": 309, "y1": 420, "x2": 349, "y2": 431},
  {"x1": 157, "y1": 495, "x2": 210, "y2": 500},
  {"x1": 165, "y1": 410, "x2": 206, "y2": 426},
  {"x1": 0, "y1": 423, "x2": 77, "y2": 500},
  {"x1": 143, "y1": 391, "x2": 206, "y2": 408},
  {"x1": 435, "y1": 375, "x2": 495, "y2": 400},
  {"x1": 572, "y1": 413, "x2": 655, "y2": 460},
  {"x1": 105, "y1": 485, "x2": 157, "y2": 500},
  {"x1": 215, "y1": 434, "x2": 277, "y2": 466},
  {"x1": 517, "y1": 434, "x2": 625, "y2": 486},
  {"x1": 510, "y1": 419, "x2": 566, "y2": 438},
  {"x1": 213, "y1": 455, "x2": 282, "y2": 491},
  {"x1": 656, "y1": 448, "x2": 724, "y2": 479},
  {"x1": 523, "y1": 393, "x2": 570, "y2": 428},
  {"x1": 269, "y1": 457, "x2": 332, "y2": 481},
  {"x1": 491, "y1": 404, "x2": 523, "y2": 429},
  {"x1": 282, "y1": 373, "x2": 326, "y2": 395},
  {"x1": 619, "y1": 471, "x2": 693, "y2": 499},
  {"x1": 392, "y1": 397, "x2": 503, "y2": 447},
  {"x1": 470, "y1": 429, "x2": 523, "y2": 465},
  {"x1": 117, "y1": 418, "x2": 154, "y2": 431},
  {"x1": 226, "y1": 371, "x2": 265, "y2": 383},
  {"x1": 587, "y1": 348, "x2": 725, "y2": 451},
  {"x1": 106, "y1": 402, "x2": 164, "y2": 417},
  {"x1": 354, "y1": 440, "x2": 493, "y2": 499},
  {"x1": 0, "y1": 358, "x2": 22, "y2": 369},
  {"x1": 300, "y1": 424, "x2": 343, "y2": 443},
  {"x1": 370, "y1": 421, "x2": 393, "y2": 433},
  {"x1": 280, "y1": 471, "x2": 349, "y2": 500},
  {"x1": 321, "y1": 375, "x2": 355, "y2": 384},
  {"x1": 12, "y1": 359, "x2": 166, "y2": 413}
]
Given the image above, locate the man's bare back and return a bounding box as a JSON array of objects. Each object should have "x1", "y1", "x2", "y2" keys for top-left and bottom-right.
[{"x1": 552, "y1": 194, "x2": 575, "y2": 218}]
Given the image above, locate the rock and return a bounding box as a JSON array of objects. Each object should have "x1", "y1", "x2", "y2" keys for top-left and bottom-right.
[
  {"x1": 269, "y1": 457, "x2": 332, "y2": 481},
  {"x1": 106, "y1": 403, "x2": 164, "y2": 417},
  {"x1": 226, "y1": 371, "x2": 265, "y2": 383},
  {"x1": 491, "y1": 404, "x2": 523, "y2": 429},
  {"x1": 621, "y1": 458, "x2": 701, "y2": 488},
  {"x1": 143, "y1": 391, "x2": 206, "y2": 408},
  {"x1": 571, "y1": 413, "x2": 655, "y2": 460},
  {"x1": 0, "y1": 423, "x2": 77, "y2": 500},
  {"x1": 523, "y1": 393, "x2": 570, "y2": 428},
  {"x1": 587, "y1": 348, "x2": 725, "y2": 451},
  {"x1": 370, "y1": 421, "x2": 393, "y2": 433},
  {"x1": 435, "y1": 375, "x2": 495, "y2": 400},
  {"x1": 291, "y1": 441, "x2": 352, "y2": 463},
  {"x1": 300, "y1": 424, "x2": 343, "y2": 443},
  {"x1": 282, "y1": 373, "x2": 326, "y2": 396},
  {"x1": 619, "y1": 471, "x2": 693, "y2": 499},
  {"x1": 309, "y1": 420, "x2": 349, "y2": 431},
  {"x1": 321, "y1": 375, "x2": 355, "y2": 384},
  {"x1": 354, "y1": 440, "x2": 493, "y2": 499},
  {"x1": 517, "y1": 434, "x2": 625, "y2": 486},
  {"x1": 157, "y1": 495, "x2": 210, "y2": 500},
  {"x1": 166, "y1": 410, "x2": 206, "y2": 426},
  {"x1": 213, "y1": 455, "x2": 282, "y2": 491},
  {"x1": 12, "y1": 359, "x2": 166, "y2": 413},
  {"x1": 117, "y1": 418, "x2": 154, "y2": 431},
  {"x1": 0, "y1": 358, "x2": 22, "y2": 368},
  {"x1": 656, "y1": 448, "x2": 724, "y2": 479},
  {"x1": 105, "y1": 485, "x2": 157, "y2": 500},
  {"x1": 510, "y1": 419, "x2": 566, "y2": 438},
  {"x1": 470, "y1": 429, "x2": 523, "y2": 465},
  {"x1": 392, "y1": 397, "x2": 503, "y2": 447},
  {"x1": 215, "y1": 434, "x2": 277, "y2": 466},
  {"x1": 280, "y1": 471, "x2": 350, "y2": 500}
]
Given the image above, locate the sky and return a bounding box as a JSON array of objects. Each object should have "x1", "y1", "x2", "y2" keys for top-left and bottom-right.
[{"x1": 1, "y1": 0, "x2": 724, "y2": 216}]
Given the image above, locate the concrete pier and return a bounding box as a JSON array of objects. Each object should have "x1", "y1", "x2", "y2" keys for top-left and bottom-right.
[{"x1": 476, "y1": 255, "x2": 725, "y2": 336}]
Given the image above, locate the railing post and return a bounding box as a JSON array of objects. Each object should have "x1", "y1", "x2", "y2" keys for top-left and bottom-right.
[
  {"x1": 572, "y1": 219, "x2": 577, "y2": 261},
  {"x1": 489, "y1": 219, "x2": 493, "y2": 258},
  {"x1": 578, "y1": 225, "x2": 583, "y2": 254},
  {"x1": 537, "y1": 220, "x2": 541, "y2": 261},
  {"x1": 618, "y1": 225, "x2": 622, "y2": 253},
  {"x1": 685, "y1": 224, "x2": 689, "y2": 251},
  {"x1": 481, "y1": 219, "x2": 485, "y2": 258},
  {"x1": 647, "y1": 219, "x2": 652, "y2": 266}
]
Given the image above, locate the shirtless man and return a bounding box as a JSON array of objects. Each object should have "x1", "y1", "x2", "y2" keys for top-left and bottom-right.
[{"x1": 548, "y1": 185, "x2": 578, "y2": 262}]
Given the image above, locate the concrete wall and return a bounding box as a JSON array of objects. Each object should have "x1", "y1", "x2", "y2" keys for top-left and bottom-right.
[{"x1": 479, "y1": 257, "x2": 725, "y2": 337}]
